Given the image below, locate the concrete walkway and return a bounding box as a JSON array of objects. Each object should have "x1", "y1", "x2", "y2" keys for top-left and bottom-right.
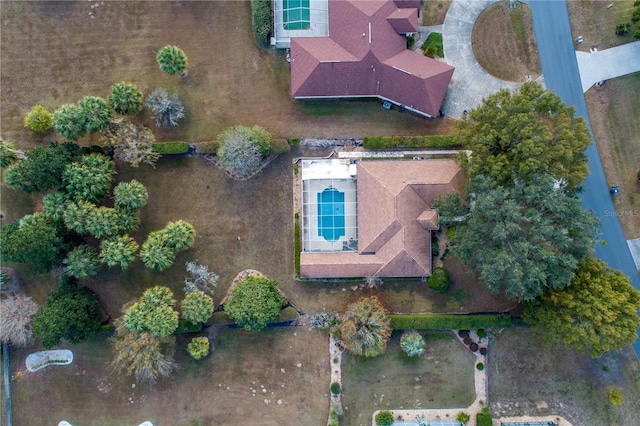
[
  {"x1": 627, "y1": 238, "x2": 640, "y2": 271},
  {"x1": 576, "y1": 41, "x2": 640, "y2": 92},
  {"x1": 441, "y1": 0, "x2": 522, "y2": 119}
]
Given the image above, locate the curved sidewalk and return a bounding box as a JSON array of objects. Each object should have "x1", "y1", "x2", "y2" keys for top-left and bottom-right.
[{"x1": 441, "y1": 0, "x2": 523, "y2": 119}]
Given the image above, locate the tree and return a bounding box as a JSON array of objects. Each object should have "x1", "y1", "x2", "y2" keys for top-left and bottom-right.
[
  {"x1": 224, "y1": 276, "x2": 285, "y2": 331},
  {"x1": 163, "y1": 220, "x2": 196, "y2": 251},
  {"x1": 42, "y1": 191, "x2": 70, "y2": 222},
  {"x1": 0, "y1": 213, "x2": 66, "y2": 273},
  {"x1": 217, "y1": 125, "x2": 272, "y2": 177},
  {"x1": 456, "y1": 82, "x2": 591, "y2": 190},
  {"x1": 433, "y1": 192, "x2": 470, "y2": 226},
  {"x1": 123, "y1": 286, "x2": 179, "y2": 337},
  {"x1": 184, "y1": 261, "x2": 219, "y2": 295},
  {"x1": 53, "y1": 104, "x2": 86, "y2": 140},
  {"x1": 85, "y1": 207, "x2": 120, "y2": 239},
  {"x1": 145, "y1": 88, "x2": 185, "y2": 127},
  {"x1": 109, "y1": 82, "x2": 143, "y2": 115},
  {"x1": 63, "y1": 153, "x2": 115, "y2": 203},
  {"x1": 114, "y1": 179, "x2": 148, "y2": 211},
  {"x1": 110, "y1": 317, "x2": 177, "y2": 384},
  {"x1": 156, "y1": 45, "x2": 188, "y2": 76},
  {"x1": 99, "y1": 235, "x2": 139, "y2": 269},
  {"x1": 0, "y1": 295, "x2": 38, "y2": 347},
  {"x1": 77, "y1": 96, "x2": 112, "y2": 133},
  {"x1": 187, "y1": 336, "x2": 210, "y2": 360},
  {"x1": 427, "y1": 266, "x2": 450, "y2": 292},
  {"x1": 107, "y1": 119, "x2": 160, "y2": 167},
  {"x1": 0, "y1": 139, "x2": 19, "y2": 168},
  {"x1": 3, "y1": 141, "x2": 80, "y2": 192},
  {"x1": 400, "y1": 331, "x2": 426, "y2": 357},
  {"x1": 63, "y1": 200, "x2": 96, "y2": 234},
  {"x1": 24, "y1": 104, "x2": 53, "y2": 133},
  {"x1": 140, "y1": 231, "x2": 175, "y2": 271},
  {"x1": 181, "y1": 291, "x2": 214, "y2": 324},
  {"x1": 339, "y1": 296, "x2": 392, "y2": 357},
  {"x1": 117, "y1": 210, "x2": 140, "y2": 234},
  {"x1": 63, "y1": 245, "x2": 101, "y2": 278},
  {"x1": 375, "y1": 410, "x2": 394, "y2": 426},
  {"x1": 32, "y1": 277, "x2": 102, "y2": 348},
  {"x1": 452, "y1": 174, "x2": 599, "y2": 301},
  {"x1": 524, "y1": 257, "x2": 640, "y2": 358}
]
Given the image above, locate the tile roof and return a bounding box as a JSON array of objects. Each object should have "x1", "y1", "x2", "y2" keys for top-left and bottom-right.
[
  {"x1": 290, "y1": 0, "x2": 454, "y2": 117},
  {"x1": 299, "y1": 160, "x2": 463, "y2": 278}
]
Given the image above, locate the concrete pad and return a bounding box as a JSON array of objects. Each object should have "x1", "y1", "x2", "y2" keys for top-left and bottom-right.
[
  {"x1": 577, "y1": 41, "x2": 640, "y2": 92},
  {"x1": 627, "y1": 238, "x2": 640, "y2": 271}
]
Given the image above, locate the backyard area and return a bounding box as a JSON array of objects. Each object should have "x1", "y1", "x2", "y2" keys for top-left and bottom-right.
[{"x1": 341, "y1": 332, "x2": 475, "y2": 426}]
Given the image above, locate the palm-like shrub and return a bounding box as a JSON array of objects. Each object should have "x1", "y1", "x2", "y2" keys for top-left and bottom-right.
[
  {"x1": 181, "y1": 291, "x2": 214, "y2": 324},
  {"x1": 339, "y1": 296, "x2": 392, "y2": 357},
  {"x1": 156, "y1": 45, "x2": 188, "y2": 75},
  {"x1": 77, "y1": 96, "x2": 112, "y2": 133},
  {"x1": 117, "y1": 210, "x2": 140, "y2": 234},
  {"x1": 99, "y1": 235, "x2": 139, "y2": 269},
  {"x1": 0, "y1": 295, "x2": 38, "y2": 347},
  {"x1": 400, "y1": 331, "x2": 426, "y2": 357},
  {"x1": 375, "y1": 410, "x2": 394, "y2": 426},
  {"x1": 63, "y1": 245, "x2": 101, "y2": 278},
  {"x1": 163, "y1": 220, "x2": 196, "y2": 251},
  {"x1": 114, "y1": 180, "x2": 148, "y2": 212},
  {"x1": 145, "y1": 88, "x2": 185, "y2": 127},
  {"x1": 42, "y1": 191, "x2": 69, "y2": 222},
  {"x1": 24, "y1": 104, "x2": 53, "y2": 133},
  {"x1": 217, "y1": 125, "x2": 272, "y2": 177},
  {"x1": 225, "y1": 276, "x2": 285, "y2": 331},
  {"x1": 124, "y1": 286, "x2": 179, "y2": 336},
  {"x1": 63, "y1": 154, "x2": 115, "y2": 203},
  {"x1": 187, "y1": 336, "x2": 210, "y2": 360},
  {"x1": 140, "y1": 231, "x2": 175, "y2": 271},
  {"x1": 63, "y1": 200, "x2": 96, "y2": 234},
  {"x1": 53, "y1": 104, "x2": 86, "y2": 140},
  {"x1": 85, "y1": 207, "x2": 120, "y2": 239},
  {"x1": 109, "y1": 82, "x2": 143, "y2": 115},
  {"x1": 0, "y1": 139, "x2": 19, "y2": 168}
]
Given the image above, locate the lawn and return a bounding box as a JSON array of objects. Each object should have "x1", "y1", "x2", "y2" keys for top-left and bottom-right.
[
  {"x1": 488, "y1": 328, "x2": 640, "y2": 426},
  {"x1": 8, "y1": 327, "x2": 329, "y2": 425},
  {"x1": 0, "y1": 0, "x2": 453, "y2": 151},
  {"x1": 341, "y1": 332, "x2": 475, "y2": 426},
  {"x1": 567, "y1": 0, "x2": 638, "y2": 52},
  {"x1": 421, "y1": 0, "x2": 452, "y2": 26},
  {"x1": 471, "y1": 1, "x2": 541, "y2": 82}
]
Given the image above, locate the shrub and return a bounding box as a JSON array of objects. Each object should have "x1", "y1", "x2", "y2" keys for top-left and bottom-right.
[
  {"x1": 476, "y1": 412, "x2": 492, "y2": 426},
  {"x1": 270, "y1": 138, "x2": 291, "y2": 154},
  {"x1": 616, "y1": 23, "x2": 631, "y2": 35},
  {"x1": 400, "y1": 330, "x2": 426, "y2": 357},
  {"x1": 422, "y1": 32, "x2": 444, "y2": 57},
  {"x1": 156, "y1": 45, "x2": 187, "y2": 76},
  {"x1": 608, "y1": 388, "x2": 623, "y2": 405},
  {"x1": 389, "y1": 313, "x2": 512, "y2": 330},
  {"x1": 476, "y1": 362, "x2": 484, "y2": 371},
  {"x1": 330, "y1": 382, "x2": 341, "y2": 395},
  {"x1": 288, "y1": 138, "x2": 301, "y2": 147},
  {"x1": 53, "y1": 104, "x2": 86, "y2": 140},
  {"x1": 424, "y1": 45, "x2": 437, "y2": 58},
  {"x1": 152, "y1": 141, "x2": 189, "y2": 155},
  {"x1": 362, "y1": 135, "x2": 459, "y2": 149},
  {"x1": 456, "y1": 411, "x2": 471, "y2": 424},
  {"x1": 78, "y1": 96, "x2": 112, "y2": 133},
  {"x1": 294, "y1": 215, "x2": 301, "y2": 276},
  {"x1": 24, "y1": 104, "x2": 53, "y2": 133},
  {"x1": 406, "y1": 35, "x2": 415, "y2": 49},
  {"x1": 188, "y1": 337, "x2": 210, "y2": 360},
  {"x1": 375, "y1": 410, "x2": 394, "y2": 426},
  {"x1": 195, "y1": 141, "x2": 220, "y2": 154},
  {"x1": 217, "y1": 125, "x2": 272, "y2": 177},
  {"x1": 635, "y1": 28, "x2": 640, "y2": 39},
  {"x1": 477, "y1": 329, "x2": 487, "y2": 338},
  {"x1": 431, "y1": 234, "x2": 440, "y2": 258},
  {"x1": 427, "y1": 267, "x2": 450, "y2": 292},
  {"x1": 109, "y1": 82, "x2": 143, "y2": 115},
  {"x1": 145, "y1": 89, "x2": 185, "y2": 127},
  {"x1": 310, "y1": 312, "x2": 340, "y2": 330},
  {"x1": 252, "y1": 0, "x2": 272, "y2": 48},
  {"x1": 328, "y1": 410, "x2": 339, "y2": 426}
]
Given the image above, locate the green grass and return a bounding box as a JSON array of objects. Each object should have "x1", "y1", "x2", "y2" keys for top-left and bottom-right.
[
  {"x1": 422, "y1": 32, "x2": 444, "y2": 57},
  {"x1": 341, "y1": 333, "x2": 475, "y2": 425},
  {"x1": 389, "y1": 313, "x2": 512, "y2": 330}
]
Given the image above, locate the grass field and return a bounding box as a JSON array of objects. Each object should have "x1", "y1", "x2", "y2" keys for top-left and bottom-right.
[
  {"x1": 472, "y1": 1, "x2": 541, "y2": 82},
  {"x1": 567, "y1": 0, "x2": 638, "y2": 52},
  {"x1": 489, "y1": 328, "x2": 640, "y2": 426},
  {"x1": 341, "y1": 332, "x2": 475, "y2": 426},
  {"x1": 0, "y1": 1, "x2": 454, "y2": 150},
  {"x1": 421, "y1": 0, "x2": 452, "y2": 26}
]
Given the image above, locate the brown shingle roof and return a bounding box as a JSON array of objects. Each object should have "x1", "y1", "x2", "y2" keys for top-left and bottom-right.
[
  {"x1": 299, "y1": 160, "x2": 463, "y2": 278},
  {"x1": 290, "y1": 0, "x2": 454, "y2": 117}
]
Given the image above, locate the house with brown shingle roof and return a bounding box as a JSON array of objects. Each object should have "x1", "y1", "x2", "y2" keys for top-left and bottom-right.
[
  {"x1": 300, "y1": 159, "x2": 463, "y2": 278},
  {"x1": 289, "y1": 0, "x2": 455, "y2": 117}
]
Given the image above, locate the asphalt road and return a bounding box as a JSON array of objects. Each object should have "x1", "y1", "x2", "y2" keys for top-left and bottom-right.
[{"x1": 529, "y1": 0, "x2": 640, "y2": 357}]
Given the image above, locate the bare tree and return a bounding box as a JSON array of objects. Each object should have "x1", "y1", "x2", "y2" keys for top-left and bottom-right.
[
  {"x1": 107, "y1": 119, "x2": 160, "y2": 167},
  {"x1": 184, "y1": 261, "x2": 219, "y2": 296},
  {"x1": 0, "y1": 294, "x2": 38, "y2": 346}
]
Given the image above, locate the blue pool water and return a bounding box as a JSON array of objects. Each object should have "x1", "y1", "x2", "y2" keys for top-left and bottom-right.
[{"x1": 317, "y1": 186, "x2": 345, "y2": 241}]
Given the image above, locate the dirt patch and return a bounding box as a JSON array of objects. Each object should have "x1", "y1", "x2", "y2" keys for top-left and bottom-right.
[
  {"x1": 421, "y1": 0, "x2": 452, "y2": 26},
  {"x1": 488, "y1": 328, "x2": 640, "y2": 426},
  {"x1": 472, "y1": 1, "x2": 541, "y2": 82}
]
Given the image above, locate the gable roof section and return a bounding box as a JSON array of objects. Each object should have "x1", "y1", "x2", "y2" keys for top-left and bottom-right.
[{"x1": 290, "y1": 0, "x2": 454, "y2": 117}]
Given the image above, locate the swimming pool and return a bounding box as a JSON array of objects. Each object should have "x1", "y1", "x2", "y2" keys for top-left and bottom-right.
[
  {"x1": 283, "y1": 0, "x2": 310, "y2": 30},
  {"x1": 317, "y1": 186, "x2": 345, "y2": 241}
]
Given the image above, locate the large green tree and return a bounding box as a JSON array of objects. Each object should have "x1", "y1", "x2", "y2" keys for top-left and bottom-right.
[
  {"x1": 3, "y1": 141, "x2": 80, "y2": 192},
  {"x1": 524, "y1": 257, "x2": 640, "y2": 358},
  {"x1": 457, "y1": 82, "x2": 591, "y2": 190},
  {"x1": 0, "y1": 213, "x2": 66, "y2": 273},
  {"x1": 77, "y1": 96, "x2": 112, "y2": 133},
  {"x1": 224, "y1": 276, "x2": 285, "y2": 331},
  {"x1": 63, "y1": 153, "x2": 115, "y2": 203},
  {"x1": 452, "y1": 175, "x2": 599, "y2": 300},
  {"x1": 109, "y1": 82, "x2": 143, "y2": 115},
  {"x1": 53, "y1": 104, "x2": 86, "y2": 141},
  {"x1": 339, "y1": 296, "x2": 392, "y2": 357},
  {"x1": 123, "y1": 286, "x2": 179, "y2": 337},
  {"x1": 217, "y1": 125, "x2": 272, "y2": 177},
  {"x1": 99, "y1": 235, "x2": 139, "y2": 269},
  {"x1": 32, "y1": 277, "x2": 102, "y2": 348},
  {"x1": 156, "y1": 45, "x2": 188, "y2": 76}
]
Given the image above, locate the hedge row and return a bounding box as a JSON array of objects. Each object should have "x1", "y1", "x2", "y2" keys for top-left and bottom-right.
[
  {"x1": 195, "y1": 141, "x2": 220, "y2": 154},
  {"x1": 363, "y1": 135, "x2": 460, "y2": 149},
  {"x1": 252, "y1": 0, "x2": 272, "y2": 48},
  {"x1": 152, "y1": 141, "x2": 189, "y2": 155},
  {"x1": 389, "y1": 313, "x2": 512, "y2": 330}
]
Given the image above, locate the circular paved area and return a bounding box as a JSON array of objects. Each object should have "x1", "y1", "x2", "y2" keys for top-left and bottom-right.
[{"x1": 441, "y1": 0, "x2": 541, "y2": 119}]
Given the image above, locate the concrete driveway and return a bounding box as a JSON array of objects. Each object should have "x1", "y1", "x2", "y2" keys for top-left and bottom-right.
[{"x1": 576, "y1": 41, "x2": 640, "y2": 92}]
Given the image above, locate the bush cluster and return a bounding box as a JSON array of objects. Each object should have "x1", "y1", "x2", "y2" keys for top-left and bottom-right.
[
  {"x1": 427, "y1": 266, "x2": 450, "y2": 292},
  {"x1": 330, "y1": 382, "x2": 341, "y2": 395},
  {"x1": 253, "y1": 0, "x2": 272, "y2": 48},
  {"x1": 389, "y1": 313, "x2": 512, "y2": 330},
  {"x1": 422, "y1": 32, "x2": 444, "y2": 57},
  {"x1": 363, "y1": 135, "x2": 459, "y2": 149},
  {"x1": 152, "y1": 141, "x2": 189, "y2": 155},
  {"x1": 375, "y1": 410, "x2": 394, "y2": 426}
]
